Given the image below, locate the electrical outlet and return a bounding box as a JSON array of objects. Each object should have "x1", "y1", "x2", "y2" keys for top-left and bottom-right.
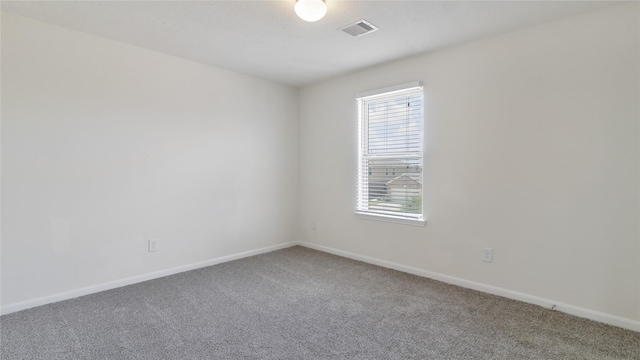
[
  {"x1": 482, "y1": 247, "x2": 493, "y2": 263},
  {"x1": 148, "y1": 239, "x2": 158, "y2": 252},
  {"x1": 311, "y1": 221, "x2": 317, "y2": 230}
]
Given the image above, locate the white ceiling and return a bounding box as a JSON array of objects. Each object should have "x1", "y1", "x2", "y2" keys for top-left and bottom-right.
[{"x1": 1, "y1": 1, "x2": 617, "y2": 87}]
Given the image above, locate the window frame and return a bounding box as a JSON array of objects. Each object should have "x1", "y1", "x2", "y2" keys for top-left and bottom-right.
[{"x1": 355, "y1": 81, "x2": 426, "y2": 226}]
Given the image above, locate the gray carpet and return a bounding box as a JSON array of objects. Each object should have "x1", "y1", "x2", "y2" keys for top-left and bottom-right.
[{"x1": 1, "y1": 246, "x2": 638, "y2": 359}]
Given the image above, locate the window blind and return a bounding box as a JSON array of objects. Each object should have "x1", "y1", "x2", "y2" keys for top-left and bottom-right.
[{"x1": 356, "y1": 83, "x2": 424, "y2": 222}]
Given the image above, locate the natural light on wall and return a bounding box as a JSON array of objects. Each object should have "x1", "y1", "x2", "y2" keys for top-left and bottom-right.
[
  {"x1": 294, "y1": 0, "x2": 327, "y2": 22},
  {"x1": 356, "y1": 82, "x2": 425, "y2": 226}
]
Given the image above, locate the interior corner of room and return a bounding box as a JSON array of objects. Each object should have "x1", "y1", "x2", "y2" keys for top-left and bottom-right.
[{"x1": 0, "y1": 0, "x2": 638, "y2": 346}]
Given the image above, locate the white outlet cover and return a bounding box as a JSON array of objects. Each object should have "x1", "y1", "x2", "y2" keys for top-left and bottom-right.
[
  {"x1": 482, "y1": 247, "x2": 493, "y2": 262},
  {"x1": 148, "y1": 239, "x2": 158, "y2": 252}
]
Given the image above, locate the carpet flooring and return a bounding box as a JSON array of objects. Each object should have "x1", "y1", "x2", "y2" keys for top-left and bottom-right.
[{"x1": 1, "y1": 246, "x2": 639, "y2": 359}]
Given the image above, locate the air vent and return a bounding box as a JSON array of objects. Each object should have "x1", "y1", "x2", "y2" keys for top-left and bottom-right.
[{"x1": 339, "y1": 19, "x2": 379, "y2": 37}]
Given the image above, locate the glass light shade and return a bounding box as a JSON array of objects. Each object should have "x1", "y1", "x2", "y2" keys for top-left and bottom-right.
[{"x1": 294, "y1": 0, "x2": 327, "y2": 22}]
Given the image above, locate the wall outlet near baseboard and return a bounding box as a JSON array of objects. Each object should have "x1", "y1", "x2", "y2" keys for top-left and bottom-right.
[
  {"x1": 311, "y1": 221, "x2": 317, "y2": 230},
  {"x1": 148, "y1": 239, "x2": 159, "y2": 252},
  {"x1": 482, "y1": 247, "x2": 493, "y2": 263}
]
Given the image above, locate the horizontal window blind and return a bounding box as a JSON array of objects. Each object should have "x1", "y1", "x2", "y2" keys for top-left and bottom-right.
[{"x1": 356, "y1": 84, "x2": 424, "y2": 221}]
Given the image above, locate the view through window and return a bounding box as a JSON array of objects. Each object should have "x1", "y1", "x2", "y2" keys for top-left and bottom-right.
[{"x1": 356, "y1": 82, "x2": 424, "y2": 223}]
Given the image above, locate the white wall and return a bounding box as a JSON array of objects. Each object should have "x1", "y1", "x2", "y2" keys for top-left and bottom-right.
[
  {"x1": 1, "y1": 13, "x2": 298, "y2": 307},
  {"x1": 299, "y1": 3, "x2": 639, "y2": 323}
]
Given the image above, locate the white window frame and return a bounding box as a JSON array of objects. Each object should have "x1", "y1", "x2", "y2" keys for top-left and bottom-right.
[{"x1": 355, "y1": 81, "x2": 426, "y2": 226}]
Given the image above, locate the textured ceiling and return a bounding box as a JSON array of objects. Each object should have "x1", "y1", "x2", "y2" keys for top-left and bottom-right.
[{"x1": 1, "y1": 1, "x2": 616, "y2": 87}]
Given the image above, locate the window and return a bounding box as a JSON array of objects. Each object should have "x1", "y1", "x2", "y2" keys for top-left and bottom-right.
[{"x1": 356, "y1": 81, "x2": 425, "y2": 225}]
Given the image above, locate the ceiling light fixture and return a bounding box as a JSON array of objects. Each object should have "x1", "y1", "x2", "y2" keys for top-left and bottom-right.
[{"x1": 294, "y1": 0, "x2": 327, "y2": 22}]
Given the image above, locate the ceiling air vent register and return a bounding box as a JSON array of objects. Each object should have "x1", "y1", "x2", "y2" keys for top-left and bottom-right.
[{"x1": 340, "y1": 20, "x2": 379, "y2": 37}]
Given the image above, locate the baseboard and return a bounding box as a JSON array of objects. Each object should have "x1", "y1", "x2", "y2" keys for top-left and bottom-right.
[
  {"x1": 298, "y1": 241, "x2": 640, "y2": 333},
  {"x1": 4, "y1": 240, "x2": 638, "y2": 333},
  {"x1": 0, "y1": 241, "x2": 297, "y2": 316}
]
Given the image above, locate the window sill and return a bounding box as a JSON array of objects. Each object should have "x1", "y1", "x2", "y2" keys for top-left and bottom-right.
[{"x1": 355, "y1": 212, "x2": 426, "y2": 227}]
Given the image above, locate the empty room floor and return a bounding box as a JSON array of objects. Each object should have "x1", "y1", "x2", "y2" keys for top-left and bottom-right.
[{"x1": 1, "y1": 246, "x2": 638, "y2": 359}]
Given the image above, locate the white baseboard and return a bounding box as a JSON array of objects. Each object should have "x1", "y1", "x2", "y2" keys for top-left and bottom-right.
[
  {"x1": 298, "y1": 241, "x2": 640, "y2": 333},
  {"x1": 0, "y1": 241, "x2": 297, "y2": 316},
  {"x1": 3, "y1": 240, "x2": 638, "y2": 333}
]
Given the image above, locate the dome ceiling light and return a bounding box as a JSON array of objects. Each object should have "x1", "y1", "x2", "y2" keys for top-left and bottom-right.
[{"x1": 294, "y1": 0, "x2": 327, "y2": 22}]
